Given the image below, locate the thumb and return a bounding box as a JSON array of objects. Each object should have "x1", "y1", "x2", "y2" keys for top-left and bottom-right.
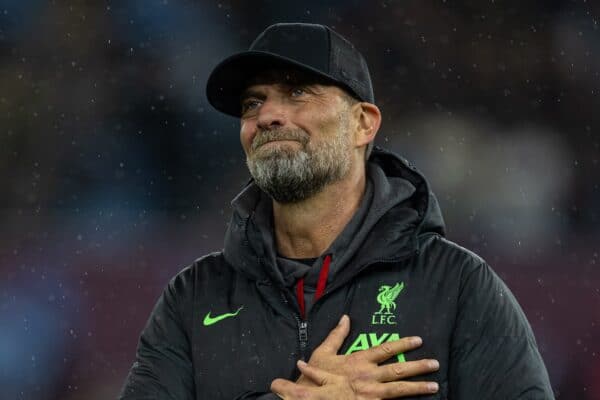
[{"x1": 271, "y1": 378, "x2": 295, "y2": 398}]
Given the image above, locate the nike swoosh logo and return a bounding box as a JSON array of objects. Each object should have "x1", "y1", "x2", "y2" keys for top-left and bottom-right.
[{"x1": 203, "y1": 306, "x2": 244, "y2": 326}]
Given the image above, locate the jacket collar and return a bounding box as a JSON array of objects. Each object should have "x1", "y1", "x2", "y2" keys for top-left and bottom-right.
[{"x1": 223, "y1": 146, "x2": 446, "y2": 287}]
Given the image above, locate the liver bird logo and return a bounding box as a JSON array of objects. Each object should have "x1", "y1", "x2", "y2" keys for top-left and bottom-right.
[{"x1": 375, "y1": 282, "x2": 405, "y2": 315}]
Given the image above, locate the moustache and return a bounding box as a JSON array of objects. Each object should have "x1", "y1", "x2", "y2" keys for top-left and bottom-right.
[{"x1": 251, "y1": 129, "x2": 310, "y2": 152}]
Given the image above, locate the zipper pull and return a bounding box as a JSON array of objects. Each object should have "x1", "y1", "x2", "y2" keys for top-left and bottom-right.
[{"x1": 298, "y1": 321, "x2": 308, "y2": 349}]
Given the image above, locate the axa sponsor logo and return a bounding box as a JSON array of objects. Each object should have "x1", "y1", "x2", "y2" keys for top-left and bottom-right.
[{"x1": 345, "y1": 332, "x2": 406, "y2": 362}]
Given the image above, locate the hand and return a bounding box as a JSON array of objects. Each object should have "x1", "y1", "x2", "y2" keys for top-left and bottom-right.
[
  {"x1": 294, "y1": 315, "x2": 439, "y2": 398},
  {"x1": 271, "y1": 360, "x2": 356, "y2": 400}
]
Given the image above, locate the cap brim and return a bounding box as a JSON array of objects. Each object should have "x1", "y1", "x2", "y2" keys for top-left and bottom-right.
[{"x1": 206, "y1": 51, "x2": 341, "y2": 118}]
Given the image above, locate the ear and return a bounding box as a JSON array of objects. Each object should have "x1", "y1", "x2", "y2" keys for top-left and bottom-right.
[{"x1": 352, "y1": 102, "x2": 381, "y2": 150}]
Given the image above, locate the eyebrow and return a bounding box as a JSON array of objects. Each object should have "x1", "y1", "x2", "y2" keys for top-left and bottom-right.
[
  {"x1": 240, "y1": 81, "x2": 326, "y2": 103},
  {"x1": 240, "y1": 88, "x2": 266, "y2": 102}
]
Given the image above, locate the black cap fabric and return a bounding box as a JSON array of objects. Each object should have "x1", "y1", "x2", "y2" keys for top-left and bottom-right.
[{"x1": 206, "y1": 23, "x2": 374, "y2": 118}]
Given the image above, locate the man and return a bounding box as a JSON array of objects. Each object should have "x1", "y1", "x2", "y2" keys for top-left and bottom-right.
[{"x1": 119, "y1": 23, "x2": 554, "y2": 399}]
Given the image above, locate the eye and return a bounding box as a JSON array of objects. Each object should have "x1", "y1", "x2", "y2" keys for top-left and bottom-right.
[
  {"x1": 241, "y1": 99, "x2": 262, "y2": 114},
  {"x1": 290, "y1": 87, "x2": 306, "y2": 97}
]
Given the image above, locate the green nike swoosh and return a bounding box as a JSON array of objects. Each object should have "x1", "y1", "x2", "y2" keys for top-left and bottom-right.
[{"x1": 203, "y1": 306, "x2": 244, "y2": 326}]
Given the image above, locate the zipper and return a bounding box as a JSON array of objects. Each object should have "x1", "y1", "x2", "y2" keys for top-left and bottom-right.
[
  {"x1": 278, "y1": 248, "x2": 420, "y2": 361},
  {"x1": 280, "y1": 291, "x2": 309, "y2": 360},
  {"x1": 296, "y1": 317, "x2": 309, "y2": 360}
]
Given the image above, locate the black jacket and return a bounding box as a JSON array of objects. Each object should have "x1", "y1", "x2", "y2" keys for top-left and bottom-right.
[{"x1": 119, "y1": 147, "x2": 554, "y2": 399}]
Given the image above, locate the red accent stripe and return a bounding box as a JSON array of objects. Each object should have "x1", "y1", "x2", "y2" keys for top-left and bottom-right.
[
  {"x1": 314, "y1": 254, "x2": 331, "y2": 301},
  {"x1": 294, "y1": 254, "x2": 332, "y2": 320},
  {"x1": 296, "y1": 277, "x2": 305, "y2": 319}
]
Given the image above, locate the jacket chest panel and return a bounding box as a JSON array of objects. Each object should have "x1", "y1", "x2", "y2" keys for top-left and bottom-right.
[
  {"x1": 322, "y1": 264, "x2": 457, "y2": 389},
  {"x1": 191, "y1": 285, "x2": 301, "y2": 398}
]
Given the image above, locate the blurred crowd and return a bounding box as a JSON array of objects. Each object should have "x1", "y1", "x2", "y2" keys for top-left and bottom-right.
[{"x1": 1, "y1": 1, "x2": 599, "y2": 399}]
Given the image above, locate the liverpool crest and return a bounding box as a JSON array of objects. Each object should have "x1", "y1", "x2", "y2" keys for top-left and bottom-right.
[{"x1": 372, "y1": 282, "x2": 404, "y2": 325}]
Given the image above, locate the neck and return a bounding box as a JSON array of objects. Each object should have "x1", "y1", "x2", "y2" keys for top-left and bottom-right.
[{"x1": 273, "y1": 163, "x2": 366, "y2": 259}]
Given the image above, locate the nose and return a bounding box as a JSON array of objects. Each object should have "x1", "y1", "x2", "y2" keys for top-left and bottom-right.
[{"x1": 256, "y1": 98, "x2": 287, "y2": 130}]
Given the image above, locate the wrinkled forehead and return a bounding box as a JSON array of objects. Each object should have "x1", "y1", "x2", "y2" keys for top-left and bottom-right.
[{"x1": 243, "y1": 68, "x2": 333, "y2": 90}]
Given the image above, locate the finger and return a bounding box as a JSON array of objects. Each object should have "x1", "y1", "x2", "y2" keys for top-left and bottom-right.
[
  {"x1": 365, "y1": 380, "x2": 439, "y2": 398},
  {"x1": 312, "y1": 315, "x2": 351, "y2": 354},
  {"x1": 363, "y1": 336, "x2": 423, "y2": 363},
  {"x1": 271, "y1": 378, "x2": 299, "y2": 397},
  {"x1": 374, "y1": 359, "x2": 440, "y2": 382},
  {"x1": 297, "y1": 360, "x2": 335, "y2": 386},
  {"x1": 272, "y1": 390, "x2": 284, "y2": 400}
]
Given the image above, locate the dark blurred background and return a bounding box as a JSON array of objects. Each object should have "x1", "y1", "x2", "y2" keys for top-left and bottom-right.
[{"x1": 1, "y1": 1, "x2": 599, "y2": 399}]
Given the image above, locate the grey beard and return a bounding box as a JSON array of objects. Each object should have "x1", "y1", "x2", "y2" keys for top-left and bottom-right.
[{"x1": 247, "y1": 129, "x2": 351, "y2": 203}]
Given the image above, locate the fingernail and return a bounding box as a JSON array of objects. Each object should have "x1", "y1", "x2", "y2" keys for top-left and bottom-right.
[
  {"x1": 429, "y1": 360, "x2": 439, "y2": 369},
  {"x1": 338, "y1": 315, "x2": 348, "y2": 325},
  {"x1": 297, "y1": 360, "x2": 308, "y2": 367},
  {"x1": 411, "y1": 336, "x2": 423, "y2": 345},
  {"x1": 427, "y1": 382, "x2": 439, "y2": 392}
]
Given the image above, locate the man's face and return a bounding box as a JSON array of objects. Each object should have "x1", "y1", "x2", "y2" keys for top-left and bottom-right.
[{"x1": 239, "y1": 70, "x2": 355, "y2": 203}]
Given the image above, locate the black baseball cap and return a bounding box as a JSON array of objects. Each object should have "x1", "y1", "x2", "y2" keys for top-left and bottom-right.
[{"x1": 206, "y1": 22, "x2": 375, "y2": 118}]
